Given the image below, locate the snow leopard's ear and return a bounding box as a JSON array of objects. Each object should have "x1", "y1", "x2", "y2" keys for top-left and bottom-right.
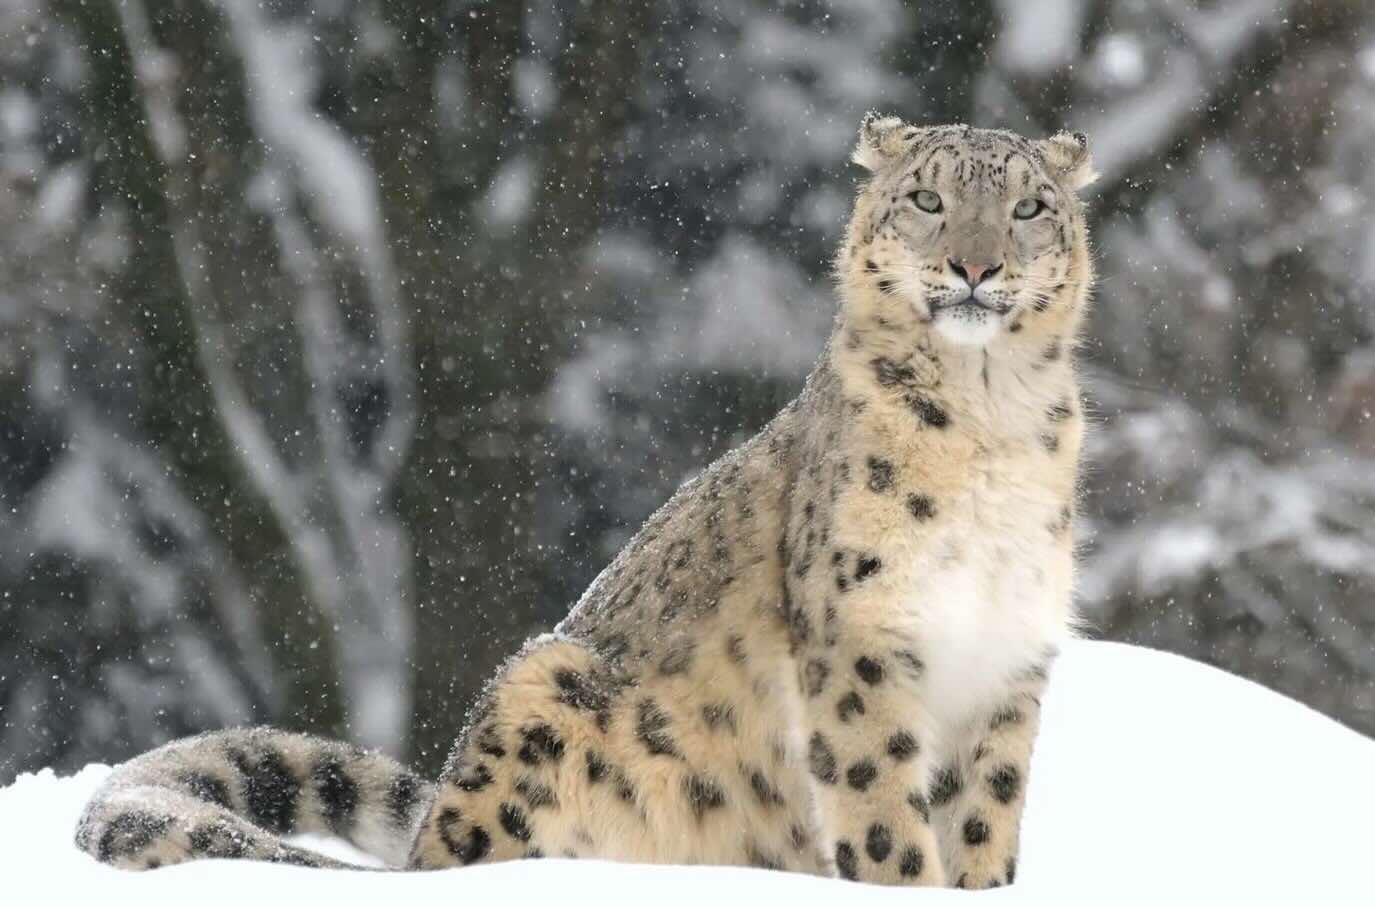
[
  {"x1": 1037, "y1": 131, "x2": 1097, "y2": 191},
  {"x1": 852, "y1": 112, "x2": 920, "y2": 172}
]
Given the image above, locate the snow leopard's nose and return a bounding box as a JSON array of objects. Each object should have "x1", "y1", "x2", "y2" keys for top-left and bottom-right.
[{"x1": 948, "y1": 259, "x2": 1003, "y2": 289}]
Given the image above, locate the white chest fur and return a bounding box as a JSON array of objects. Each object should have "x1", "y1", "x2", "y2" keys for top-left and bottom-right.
[{"x1": 890, "y1": 448, "x2": 1072, "y2": 763}]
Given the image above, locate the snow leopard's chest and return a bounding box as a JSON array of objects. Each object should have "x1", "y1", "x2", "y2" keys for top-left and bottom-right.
[{"x1": 889, "y1": 452, "x2": 1073, "y2": 758}]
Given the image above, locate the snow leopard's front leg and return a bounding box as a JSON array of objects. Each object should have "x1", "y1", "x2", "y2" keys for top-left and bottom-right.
[
  {"x1": 933, "y1": 670, "x2": 1049, "y2": 889},
  {"x1": 799, "y1": 635, "x2": 946, "y2": 886}
]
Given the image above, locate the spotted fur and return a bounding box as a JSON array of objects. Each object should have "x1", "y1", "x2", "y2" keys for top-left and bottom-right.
[
  {"x1": 74, "y1": 729, "x2": 433, "y2": 870},
  {"x1": 76, "y1": 117, "x2": 1092, "y2": 888}
]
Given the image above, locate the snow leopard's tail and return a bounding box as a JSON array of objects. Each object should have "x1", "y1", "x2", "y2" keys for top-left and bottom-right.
[{"x1": 74, "y1": 727, "x2": 434, "y2": 870}]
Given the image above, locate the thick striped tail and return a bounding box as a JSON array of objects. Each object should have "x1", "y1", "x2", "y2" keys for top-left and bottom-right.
[{"x1": 74, "y1": 728, "x2": 434, "y2": 870}]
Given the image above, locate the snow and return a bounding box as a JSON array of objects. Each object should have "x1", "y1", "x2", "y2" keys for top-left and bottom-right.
[
  {"x1": 1362, "y1": 42, "x2": 1375, "y2": 81},
  {"x1": 481, "y1": 154, "x2": 539, "y2": 228},
  {"x1": 1079, "y1": 0, "x2": 1298, "y2": 182},
  {"x1": 33, "y1": 161, "x2": 85, "y2": 233},
  {"x1": 5, "y1": 641, "x2": 1371, "y2": 903},
  {"x1": 994, "y1": 0, "x2": 1085, "y2": 74},
  {"x1": 548, "y1": 235, "x2": 830, "y2": 438},
  {"x1": 0, "y1": 87, "x2": 37, "y2": 142},
  {"x1": 1091, "y1": 34, "x2": 1147, "y2": 88}
]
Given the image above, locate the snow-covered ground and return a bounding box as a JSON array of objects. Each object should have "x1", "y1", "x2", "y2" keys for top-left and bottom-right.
[{"x1": 3, "y1": 641, "x2": 1370, "y2": 903}]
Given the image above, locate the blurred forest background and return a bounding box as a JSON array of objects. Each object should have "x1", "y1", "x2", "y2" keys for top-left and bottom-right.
[{"x1": 3, "y1": 0, "x2": 1375, "y2": 783}]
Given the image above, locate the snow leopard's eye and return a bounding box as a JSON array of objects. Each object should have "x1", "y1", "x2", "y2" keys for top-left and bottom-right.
[
  {"x1": 1013, "y1": 198, "x2": 1045, "y2": 219},
  {"x1": 910, "y1": 190, "x2": 943, "y2": 214}
]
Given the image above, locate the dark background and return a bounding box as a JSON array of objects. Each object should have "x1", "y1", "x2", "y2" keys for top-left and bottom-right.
[{"x1": 3, "y1": 0, "x2": 1374, "y2": 783}]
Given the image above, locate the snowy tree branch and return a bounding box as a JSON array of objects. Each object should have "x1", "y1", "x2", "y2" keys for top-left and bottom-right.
[{"x1": 110, "y1": 0, "x2": 417, "y2": 752}]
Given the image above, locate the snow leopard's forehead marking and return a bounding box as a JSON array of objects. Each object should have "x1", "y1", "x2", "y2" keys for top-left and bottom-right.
[{"x1": 906, "y1": 129, "x2": 1063, "y2": 201}]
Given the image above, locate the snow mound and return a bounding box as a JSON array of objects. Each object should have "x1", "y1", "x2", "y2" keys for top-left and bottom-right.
[{"x1": 3, "y1": 641, "x2": 1371, "y2": 903}]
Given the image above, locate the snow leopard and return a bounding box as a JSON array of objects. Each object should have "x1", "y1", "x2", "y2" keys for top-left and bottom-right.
[{"x1": 75, "y1": 115, "x2": 1097, "y2": 889}]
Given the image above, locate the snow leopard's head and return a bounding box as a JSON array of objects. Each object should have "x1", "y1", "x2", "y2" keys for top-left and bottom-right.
[{"x1": 840, "y1": 116, "x2": 1096, "y2": 350}]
